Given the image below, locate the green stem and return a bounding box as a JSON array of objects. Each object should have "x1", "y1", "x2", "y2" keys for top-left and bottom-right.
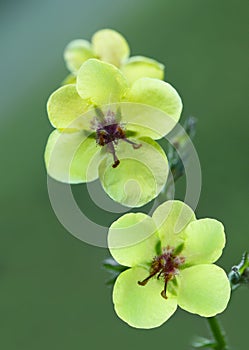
[{"x1": 206, "y1": 316, "x2": 229, "y2": 350}]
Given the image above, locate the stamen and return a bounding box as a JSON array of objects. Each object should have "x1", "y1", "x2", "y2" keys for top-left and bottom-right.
[
  {"x1": 123, "y1": 138, "x2": 142, "y2": 149},
  {"x1": 93, "y1": 109, "x2": 143, "y2": 168},
  {"x1": 112, "y1": 159, "x2": 120, "y2": 168},
  {"x1": 138, "y1": 271, "x2": 158, "y2": 286},
  {"x1": 107, "y1": 142, "x2": 120, "y2": 168},
  {"x1": 137, "y1": 246, "x2": 185, "y2": 300},
  {"x1": 161, "y1": 280, "x2": 168, "y2": 299}
]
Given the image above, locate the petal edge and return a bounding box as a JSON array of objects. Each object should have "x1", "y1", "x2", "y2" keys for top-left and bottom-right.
[
  {"x1": 177, "y1": 264, "x2": 231, "y2": 317},
  {"x1": 113, "y1": 267, "x2": 177, "y2": 328}
]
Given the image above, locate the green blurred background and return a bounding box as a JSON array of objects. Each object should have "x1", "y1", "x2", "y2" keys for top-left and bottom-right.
[{"x1": 1, "y1": 0, "x2": 248, "y2": 348}]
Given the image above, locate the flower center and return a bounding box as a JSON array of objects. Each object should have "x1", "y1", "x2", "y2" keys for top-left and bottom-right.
[
  {"x1": 92, "y1": 109, "x2": 142, "y2": 168},
  {"x1": 138, "y1": 246, "x2": 185, "y2": 299}
]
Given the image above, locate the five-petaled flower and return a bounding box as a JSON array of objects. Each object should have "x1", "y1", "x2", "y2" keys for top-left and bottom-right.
[
  {"x1": 63, "y1": 28, "x2": 164, "y2": 85},
  {"x1": 45, "y1": 58, "x2": 182, "y2": 207},
  {"x1": 108, "y1": 200, "x2": 231, "y2": 328}
]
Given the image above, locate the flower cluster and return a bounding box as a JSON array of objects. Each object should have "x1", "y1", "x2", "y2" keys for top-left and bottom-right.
[
  {"x1": 45, "y1": 30, "x2": 182, "y2": 207},
  {"x1": 45, "y1": 29, "x2": 231, "y2": 331}
]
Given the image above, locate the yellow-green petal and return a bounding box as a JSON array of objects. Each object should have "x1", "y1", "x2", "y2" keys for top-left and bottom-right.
[
  {"x1": 108, "y1": 213, "x2": 159, "y2": 267},
  {"x1": 121, "y1": 56, "x2": 164, "y2": 85},
  {"x1": 77, "y1": 59, "x2": 128, "y2": 105},
  {"x1": 47, "y1": 85, "x2": 90, "y2": 131},
  {"x1": 45, "y1": 130, "x2": 102, "y2": 183},
  {"x1": 120, "y1": 102, "x2": 177, "y2": 139},
  {"x1": 92, "y1": 29, "x2": 130, "y2": 67},
  {"x1": 61, "y1": 74, "x2": 77, "y2": 86},
  {"x1": 99, "y1": 137, "x2": 168, "y2": 207},
  {"x1": 127, "y1": 77, "x2": 183, "y2": 123},
  {"x1": 64, "y1": 39, "x2": 95, "y2": 74},
  {"x1": 152, "y1": 200, "x2": 196, "y2": 248},
  {"x1": 182, "y1": 219, "x2": 226, "y2": 265},
  {"x1": 177, "y1": 264, "x2": 231, "y2": 317},
  {"x1": 113, "y1": 267, "x2": 178, "y2": 329}
]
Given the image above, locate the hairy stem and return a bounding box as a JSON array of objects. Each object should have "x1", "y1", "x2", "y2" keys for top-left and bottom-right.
[{"x1": 206, "y1": 316, "x2": 229, "y2": 350}]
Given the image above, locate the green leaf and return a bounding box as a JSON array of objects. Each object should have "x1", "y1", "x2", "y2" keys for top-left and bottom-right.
[
  {"x1": 103, "y1": 258, "x2": 128, "y2": 286},
  {"x1": 228, "y1": 252, "x2": 249, "y2": 290},
  {"x1": 105, "y1": 275, "x2": 120, "y2": 286},
  {"x1": 166, "y1": 116, "x2": 197, "y2": 184},
  {"x1": 192, "y1": 336, "x2": 217, "y2": 348},
  {"x1": 183, "y1": 116, "x2": 197, "y2": 140},
  {"x1": 103, "y1": 258, "x2": 128, "y2": 273}
]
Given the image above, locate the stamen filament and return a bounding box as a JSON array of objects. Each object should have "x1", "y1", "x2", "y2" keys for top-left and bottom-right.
[
  {"x1": 161, "y1": 279, "x2": 168, "y2": 299},
  {"x1": 157, "y1": 270, "x2": 163, "y2": 280},
  {"x1": 138, "y1": 271, "x2": 158, "y2": 286},
  {"x1": 107, "y1": 142, "x2": 120, "y2": 168},
  {"x1": 123, "y1": 138, "x2": 142, "y2": 149}
]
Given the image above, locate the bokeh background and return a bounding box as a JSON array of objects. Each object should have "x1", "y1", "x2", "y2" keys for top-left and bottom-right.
[{"x1": 1, "y1": 0, "x2": 248, "y2": 349}]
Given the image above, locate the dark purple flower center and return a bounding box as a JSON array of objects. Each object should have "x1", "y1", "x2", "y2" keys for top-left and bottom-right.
[
  {"x1": 92, "y1": 110, "x2": 141, "y2": 168},
  {"x1": 96, "y1": 123, "x2": 126, "y2": 146},
  {"x1": 138, "y1": 246, "x2": 185, "y2": 299}
]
